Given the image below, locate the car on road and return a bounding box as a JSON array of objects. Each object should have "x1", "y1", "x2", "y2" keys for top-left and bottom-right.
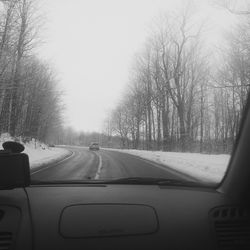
[{"x1": 89, "y1": 142, "x2": 100, "y2": 151}]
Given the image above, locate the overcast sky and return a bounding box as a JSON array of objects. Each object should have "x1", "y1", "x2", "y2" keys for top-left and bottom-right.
[{"x1": 36, "y1": 0, "x2": 237, "y2": 132}]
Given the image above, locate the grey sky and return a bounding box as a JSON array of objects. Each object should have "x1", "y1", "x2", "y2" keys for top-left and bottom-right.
[{"x1": 37, "y1": 0, "x2": 237, "y2": 132}]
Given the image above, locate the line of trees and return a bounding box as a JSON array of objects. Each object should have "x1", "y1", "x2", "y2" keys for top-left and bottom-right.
[
  {"x1": 106, "y1": 5, "x2": 250, "y2": 153},
  {"x1": 49, "y1": 127, "x2": 122, "y2": 148},
  {"x1": 0, "y1": 0, "x2": 63, "y2": 142}
]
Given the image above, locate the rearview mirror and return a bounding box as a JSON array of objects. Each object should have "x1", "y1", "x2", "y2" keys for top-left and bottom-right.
[{"x1": 0, "y1": 142, "x2": 30, "y2": 189}]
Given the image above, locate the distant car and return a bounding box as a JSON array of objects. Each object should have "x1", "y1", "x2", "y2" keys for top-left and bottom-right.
[
  {"x1": 89, "y1": 142, "x2": 100, "y2": 151},
  {"x1": 49, "y1": 144, "x2": 55, "y2": 147}
]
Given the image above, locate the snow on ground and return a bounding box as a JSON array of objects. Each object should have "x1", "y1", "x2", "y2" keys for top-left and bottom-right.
[
  {"x1": 105, "y1": 148, "x2": 231, "y2": 183},
  {"x1": 0, "y1": 133, "x2": 70, "y2": 170},
  {"x1": 24, "y1": 146, "x2": 70, "y2": 170}
]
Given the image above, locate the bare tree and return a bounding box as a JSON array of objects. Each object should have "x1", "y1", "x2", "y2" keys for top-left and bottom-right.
[{"x1": 0, "y1": 0, "x2": 64, "y2": 144}]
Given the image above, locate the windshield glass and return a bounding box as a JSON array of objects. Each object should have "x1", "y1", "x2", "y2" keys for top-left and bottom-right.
[{"x1": 0, "y1": 0, "x2": 249, "y2": 186}]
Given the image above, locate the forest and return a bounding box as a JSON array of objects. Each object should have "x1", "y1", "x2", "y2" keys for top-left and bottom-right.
[
  {"x1": 0, "y1": 0, "x2": 62, "y2": 143},
  {"x1": 0, "y1": 1, "x2": 250, "y2": 154},
  {"x1": 105, "y1": 3, "x2": 250, "y2": 153}
]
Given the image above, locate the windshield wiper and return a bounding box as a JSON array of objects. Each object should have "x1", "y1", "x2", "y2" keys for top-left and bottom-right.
[
  {"x1": 30, "y1": 177, "x2": 207, "y2": 187},
  {"x1": 102, "y1": 177, "x2": 204, "y2": 186}
]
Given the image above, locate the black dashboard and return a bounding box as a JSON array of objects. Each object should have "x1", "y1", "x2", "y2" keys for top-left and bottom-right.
[{"x1": 1, "y1": 184, "x2": 249, "y2": 250}]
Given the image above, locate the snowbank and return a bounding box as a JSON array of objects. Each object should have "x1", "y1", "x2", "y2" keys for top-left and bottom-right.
[
  {"x1": 105, "y1": 148, "x2": 231, "y2": 183},
  {"x1": 0, "y1": 133, "x2": 71, "y2": 170},
  {"x1": 25, "y1": 146, "x2": 71, "y2": 170}
]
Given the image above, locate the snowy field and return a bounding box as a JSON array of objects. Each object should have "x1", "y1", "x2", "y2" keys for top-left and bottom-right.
[
  {"x1": 0, "y1": 133, "x2": 70, "y2": 170},
  {"x1": 106, "y1": 148, "x2": 231, "y2": 183}
]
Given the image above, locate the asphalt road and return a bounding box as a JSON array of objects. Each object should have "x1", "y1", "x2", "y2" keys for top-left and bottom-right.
[{"x1": 31, "y1": 146, "x2": 195, "y2": 182}]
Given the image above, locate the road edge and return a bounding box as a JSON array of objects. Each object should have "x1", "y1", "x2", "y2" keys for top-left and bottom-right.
[
  {"x1": 103, "y1": 149, "x2": 206, "y2": 183},
  {"x1": 30, "y1": 149, "x2": 74, "y2": 175}
]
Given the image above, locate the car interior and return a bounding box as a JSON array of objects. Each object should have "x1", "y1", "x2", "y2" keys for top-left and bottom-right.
[{"x1": 0, "y1": 99, "x2": 250, "y2": 250}]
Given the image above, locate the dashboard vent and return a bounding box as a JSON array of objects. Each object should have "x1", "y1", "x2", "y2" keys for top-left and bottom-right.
[
  {"x1": 210, "y1": 206, "x2": 250, "y2": 250},
  {"x1": 0, "y1": 232, "x2": 13, "y2": 250}
]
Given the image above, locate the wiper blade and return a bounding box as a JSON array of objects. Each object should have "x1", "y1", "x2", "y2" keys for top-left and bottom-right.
[
  {"x1": 30, "y1": 177, "x2": 205, "y2": 187},
  {"x1": 30, "y1": 180, "x2": 103, "y2": 185},
  {"x1": 102, "y1": 177, "x2": 203, "y2": 186}
]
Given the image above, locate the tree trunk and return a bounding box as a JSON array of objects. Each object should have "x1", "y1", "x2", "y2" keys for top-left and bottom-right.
[
  {"x1": 162, "y1": 95, "x2": 170, "y2": 151},
  {"x1": 200, "y1": 85, "x2": 204, "y2": 153},
  {"x1": 177, "y1": 104, "x2": 187, "y2": 151}
]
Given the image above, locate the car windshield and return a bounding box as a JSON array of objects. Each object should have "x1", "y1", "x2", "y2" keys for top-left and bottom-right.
[{"x1": 0, "y1": 0, "x2": 249, "y2": 186}]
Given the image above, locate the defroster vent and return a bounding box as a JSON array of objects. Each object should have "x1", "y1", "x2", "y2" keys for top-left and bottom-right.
[
  {"x1": 0, "y1": 232, "x2": 13, "y2": 250},
  {"x1": 210, "y1": 206, "x2": 250, "y2": 250}
]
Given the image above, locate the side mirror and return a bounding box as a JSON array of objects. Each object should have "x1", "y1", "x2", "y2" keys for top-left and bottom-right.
[{"x1": 0, "y1": 141, "x2": 30, "y2": 189}]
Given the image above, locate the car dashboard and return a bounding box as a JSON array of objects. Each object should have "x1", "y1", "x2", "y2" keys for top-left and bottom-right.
[{"x1": 1, "y1": 184, "x2": 249, "y2": 250}]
